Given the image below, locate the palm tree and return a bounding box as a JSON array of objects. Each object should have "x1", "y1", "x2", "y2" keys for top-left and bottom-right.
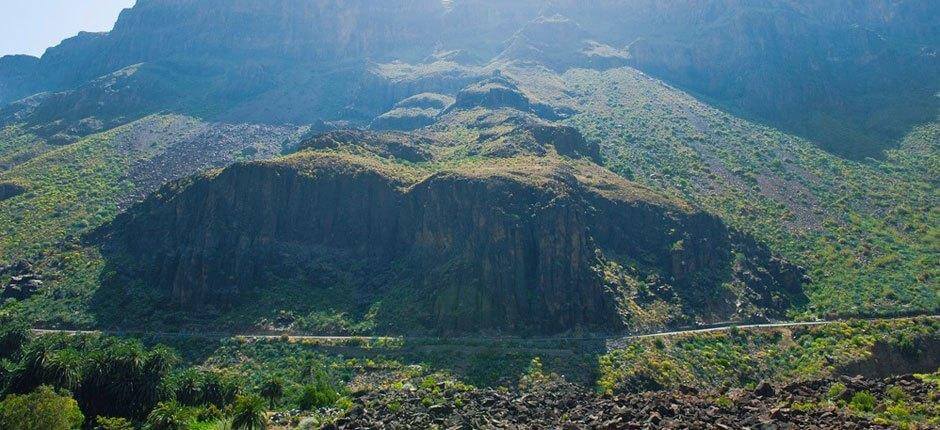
[
  {"x1": 42, "y1": 348, "x2": 83, "y2": 391},
  {"x1": 231, "y1": 395, "x2": 268, "y2": 430},
  {"x1": 174, "y1": 369, "x2": 204, "y2": 406},
  {"x1": 259, "y1": 377, "x2": 283, "y2": 409},
  {"x1": 146, "y1": 401, "x2": 188, "y2": 430}
]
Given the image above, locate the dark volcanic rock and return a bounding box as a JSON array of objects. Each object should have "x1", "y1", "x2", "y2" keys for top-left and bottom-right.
[
  {"x1": 331, "y1": 375, "x2": 923, "y2": 429},
  {"x1": 299, "y1": 130, "x2": 436, "y2": 163},
  {"x1": 476, "y1": 121, "x2": 600, "y2": 162},
  {"x1": 99, "y1": 141, "x2": 805, "y2": 334},
  {"x1": 1, "y1": 261, "x2": 44, "y2": 300},
  {"x1": 0, "y1": 182, "x2": 26, "y2": 202},
  {"x1": 444, "y1": 74, "x2": 566, "y2": 120},
  {"x1": 371, "y1": 93, "x2": 455, "y2": 131}
]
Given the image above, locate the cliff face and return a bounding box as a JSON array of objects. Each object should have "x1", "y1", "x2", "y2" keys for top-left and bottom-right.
[
  {"x1": 2, "y1": 0, "x2": 934, "y2": 157},
  {"x1": 100, "y1": 138, "x2": 806, "y2": 334}
]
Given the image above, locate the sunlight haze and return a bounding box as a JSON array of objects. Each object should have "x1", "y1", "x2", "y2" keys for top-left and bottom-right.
[{"x1": 0, "y1": 0, "x2": 134, "y2": 57}]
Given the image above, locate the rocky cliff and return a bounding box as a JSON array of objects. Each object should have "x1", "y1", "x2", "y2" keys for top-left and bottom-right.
[
  {"x1": 98, "y1": 132, "x2": 805, "y2": 334},
  {"x1": 3, "y1": 0, "x2": 935, "y2": 157}
]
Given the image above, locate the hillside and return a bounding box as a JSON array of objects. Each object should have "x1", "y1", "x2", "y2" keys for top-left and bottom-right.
[
  {"x1": 1, "y1": 0, "x2": 935, "y2": 157},
  {"x1": 0, "y1": 67, "x2": 933, "y2": 337},
  {"x1": 93, "y1": 120, "x2": 806, "y2": 334},
  {"x1": 0, "y1": 1, "x2": 937, "y2": 427}
]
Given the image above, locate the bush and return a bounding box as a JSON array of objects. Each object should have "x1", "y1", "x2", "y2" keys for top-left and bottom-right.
[
  {"x1": 0, "y1": 386, "x2": 84, "y2": 430},
  {"x1": 95, "y1": 416, "x2": 134, "y2": 430},
  {"x1": 827, "y1": 382, "x2": 847, "y2": 400},
  {"x1": 297, "y1": 372, "x2": 340, "y2": 410},
  {"x1": 885, "y1": 386, "x2": 908, "y2": 402},
  {"x1": 849, "y1": 391, "x2": 877, "y2": 413}
]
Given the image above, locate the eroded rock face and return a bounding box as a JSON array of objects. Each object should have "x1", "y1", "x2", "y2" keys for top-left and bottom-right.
[
  {"x1": 300, "y1": 130, "x2": 436, "y2": 162},
  {"x1": 444, "y1": 75, "x2": 565, "y2": 120},
  {"x1": 0, "y1": 182, "x2": 25, "y2": 202},
  {"x1": 371, "y1": 93, "x2": 456, "y2": 131},
  {"x1": 100, "y1": 144, "x2": 805, "y2": 334}
]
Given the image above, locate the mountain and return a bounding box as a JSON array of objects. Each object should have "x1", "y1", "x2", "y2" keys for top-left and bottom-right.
[
  {"x1": 1, "y1": 0, "x2": 936, "y2": 157},
  {"x1": 96, "y1": 120, "x2": 804, "y2": 334},
  {"x1": 0, "y1": 1, "x2": 936, "y2": 333}
]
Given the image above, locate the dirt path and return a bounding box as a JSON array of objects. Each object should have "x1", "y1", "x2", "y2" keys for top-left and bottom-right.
[{"x1": 31, "y1": 314, "x2": 939, "y2": 351}]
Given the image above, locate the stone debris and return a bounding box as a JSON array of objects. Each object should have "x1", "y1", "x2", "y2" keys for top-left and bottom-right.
[
  {"x1": 1, "y1": 261, "x2": 44, "y2": 300},
  {"x1": 328, "y1": 374, "x2": 934, "y2": 429}
]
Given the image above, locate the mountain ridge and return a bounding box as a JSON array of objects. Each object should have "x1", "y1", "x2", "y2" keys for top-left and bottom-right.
[{"x1": 2, "y1": 0, "x2": 936, "y2": 157}]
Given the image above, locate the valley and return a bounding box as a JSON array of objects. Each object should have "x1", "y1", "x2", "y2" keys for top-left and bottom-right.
[{"x1": 0, "y1": 0, "x2": 936, "y2": 428}]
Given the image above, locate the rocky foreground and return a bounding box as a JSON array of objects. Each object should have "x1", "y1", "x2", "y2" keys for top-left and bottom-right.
[{"x1": 328, "y1": 375, "x2": 936, "y2": 429}]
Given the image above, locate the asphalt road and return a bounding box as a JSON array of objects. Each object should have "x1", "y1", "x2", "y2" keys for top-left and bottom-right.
[{"x1": 30, "y1": 314, "x2": 939, "y2": 351}]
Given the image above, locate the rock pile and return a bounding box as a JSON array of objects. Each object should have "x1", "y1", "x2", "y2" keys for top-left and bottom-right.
[
  {"x1": 1, "y1": 261, "x2": 43, "y2": 300},
  {"x1": 328, "y1": 375, "x2": 933, "y2": 429}
]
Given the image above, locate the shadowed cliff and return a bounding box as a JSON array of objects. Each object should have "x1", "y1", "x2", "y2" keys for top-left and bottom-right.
[{"x1": 92, "y1": 131, "x2": 806, "y2": 335}]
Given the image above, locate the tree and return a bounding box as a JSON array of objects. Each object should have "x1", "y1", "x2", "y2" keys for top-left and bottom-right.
[
  {"x1": 297, "y1": 371, "x2": 339, "y2": 410},
  {"x1": 43, "y1": 348, "x2": 83, "y2": 391},
  {"x1": 76, "y1": 341, "x2": 178, "y2": 421},
  {"x1": 231, "y1": 395, "x2": 268, "y2": 430},
  {"x1": 0, "y1": 385, "x2": 84, "y2": 430},
  {"x1": 202, "y1": 371, "x2": 240, "y2": 408},
  {"x1": 0, "y1": 320, "x2": 28, "y2": 361},
  {"x1": 259, "y1": 377, "x2": 284, "y2": 409},
  {"x1": 145, "y1": 401, "x2": 188, "y2": 430},
  {"x1": 174, "y1": 369, "x2": 204, "y2": 406}
]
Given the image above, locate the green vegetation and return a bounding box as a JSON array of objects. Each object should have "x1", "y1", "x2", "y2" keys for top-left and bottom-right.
[
  {"x1": 784, "y1": 375, "x2": 940, "y2": 428},
  {"x1": 1, "y1": 313, "x2": 936, "y2": 427},
  {"x1": 230, "y1": 395, "x2": 268, "y2": 430},
  {"x1": 563, "y1": 68, "x2": 939, "y2": 317},
  {"x1": 598, "y1": 317, "x2": 939, "y2": 393},
  {"x1": 259, "y1": 378, "x2": 284, "y2": 409},
  {"x1": 0, "y1": 126, "x2": 50, "y2": 170},
  {"x1": 0, "y1": 116, "x2": 199, "y2": 327},
  {"x1": 1, "y1": 68, "x2": 935, "y2": 332},
  {"x1": 0, "y1": 386, "x2": 84, "y2": 430}
]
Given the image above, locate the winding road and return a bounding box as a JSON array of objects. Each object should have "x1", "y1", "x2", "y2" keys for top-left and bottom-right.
[{"x1": 31, "y1": 314, "x2": 939, "y2": 351}]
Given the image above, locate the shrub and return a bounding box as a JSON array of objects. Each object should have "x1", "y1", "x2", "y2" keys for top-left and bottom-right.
[
  {"x1": 297, "y1": 372, "x2": 340, "y2": 410},
  {"x1": 827, "y1": 382, "x2": 847, "y2": 400},
  {"x1": 0, "y1": 386, "x2": 84, "y2": 430},
  {"x1": 886, "y1": 386, "x2": 908, "y2": 402},
  {"x1": 849, "y1": 391, "x2": 877, "y2": 413},
  {"x1": 715, "y1": 396, "x2": 733, "y2": 409},
  {"x1": 95, "y1": 416, "x2": 134, "y2": 430}
]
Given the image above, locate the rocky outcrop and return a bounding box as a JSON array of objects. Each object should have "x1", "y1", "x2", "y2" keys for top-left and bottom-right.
[
  {"x1": 99, "y1": 140, "x2": 805, "y2": 334},
  {"x1": 496, "y1": 14, "x2": 630, "y2": 71},
  {"x1": 371, "y1": 93, "x2": 455, "y2": 131},
  {"x1": 332, "y1": 374, "x2": 931, "y2": 429},
  {"x1": 838, "y1": 337, "x2": 940, "y2": 379},
  {"x1": 444, "y1": 75, "x2": 567, "y2": 120},
  {"x1": 0, "y1": 55, "x2": 41, "y2": 105},
  {"x1": 1, "y1": 261, "x2": 44, "y2": 300},
  {"x1": 300, "y1": 130, "x2": 436, "y2": 162},
  {"x1": 0, "y1": 182, "x2": 25, "y2": 202}
]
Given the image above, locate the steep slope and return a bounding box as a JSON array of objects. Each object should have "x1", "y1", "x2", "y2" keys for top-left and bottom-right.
[
  {"x1": 1, "y1": 0, "x2": 935, "y2": 157},
  {"x1": 0, "y1": 115, "x2": 308, "y2": 326},
  {"x1": 551, "y1": 67, "x2": 938, "y2": 317},
  {"x1": 96, "y1": 130, "x2": 805, "y2": 334}
]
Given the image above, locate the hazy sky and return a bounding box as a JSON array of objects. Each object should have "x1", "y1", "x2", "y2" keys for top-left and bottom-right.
[{"x1": 0, "y1": 0, "x2": 135, "y2": 57}]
